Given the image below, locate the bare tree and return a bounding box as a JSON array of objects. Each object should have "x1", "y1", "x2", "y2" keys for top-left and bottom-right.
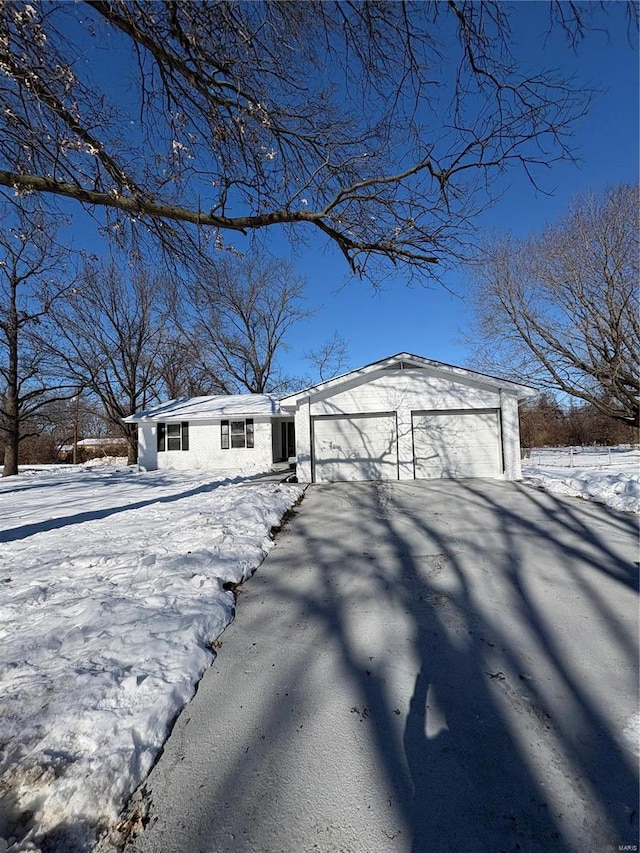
[
  {"x1": 563, "y1": 401, "x2": 639, "y2": 447},
  {"x1": 184, "y1": 253, "x2": 311, "y2": 394},
  {"x1": 155, "y1": 334, "x2": 228, "y2": 400},
  {"x1": 0, "y1": 1, "x2": 619, "y2": 279},
  {"x1": 306, "y1": 333, "x2": 350, "y2": 383},
  {"x1": 16, "y1": 392, "x2": 109, "y2": 463},
  {"x1": 0, "y1": 205, "x2": 75, "y2": 476},
  {"x1": 519, "y1": 393, "x2": 639, "y2": 449},
  {"x1": 47, "y1": 259, "x2": 173, "y2": 463},
  {"x1": 518, "y1": 394, "x2": 567, "y2": 450},
  {"x1": 468, "y1": 185, "x2": 639, "y2": 427}
]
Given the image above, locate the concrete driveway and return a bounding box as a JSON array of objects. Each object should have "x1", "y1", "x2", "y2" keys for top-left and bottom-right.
[{"x1": 128, "y1": 481, "x2": 638, "y2": 853}]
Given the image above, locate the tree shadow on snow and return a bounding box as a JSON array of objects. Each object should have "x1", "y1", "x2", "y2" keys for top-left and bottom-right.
[
  {"x1": 130, "y1": 479, "x2": 638, "y2": 853},
  {"x1": 0, "y1": 478, "x2": 230, "y2": 543}
]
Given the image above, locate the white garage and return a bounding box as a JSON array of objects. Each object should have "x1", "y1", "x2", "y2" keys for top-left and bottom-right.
[{"x1": 280, "y1": 353, "x2": 533, "y2": 483}]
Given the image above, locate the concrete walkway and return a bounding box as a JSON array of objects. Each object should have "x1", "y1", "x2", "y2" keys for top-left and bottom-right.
[{"x1": 128, "y1": 481, "x2": 639, "y2": 853}]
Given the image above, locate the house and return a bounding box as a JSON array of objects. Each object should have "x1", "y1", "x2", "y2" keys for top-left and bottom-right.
[
  {"x1": 57, "y1": 436, "x2": 129, "y2": 462},
  {"x1": 123, "y1": 394, "x2": 295, "y2": 476},
  {"x1": 280, "y1": 352, "x2": 533, "y2": 482},
  {"x1": 125, "y1": 353, "x2": 534, "y2": 481}
]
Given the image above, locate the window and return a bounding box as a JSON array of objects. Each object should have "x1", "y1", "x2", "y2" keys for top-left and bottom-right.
[
  {"x1": 157, "y1": 422, "x2": 189, "y2": 451},
  {"x1": 221, "y1": 418, "x2": 254, "y2": 449}
]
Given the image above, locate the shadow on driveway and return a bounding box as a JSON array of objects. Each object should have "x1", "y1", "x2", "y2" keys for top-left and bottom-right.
[{"x1": 129, "y1": 480, "x2": 639, "y2": 853}]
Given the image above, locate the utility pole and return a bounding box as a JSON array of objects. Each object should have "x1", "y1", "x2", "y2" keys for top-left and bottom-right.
[{"x1": 72, "y1": 389, "x2": 80, "y2": 465}]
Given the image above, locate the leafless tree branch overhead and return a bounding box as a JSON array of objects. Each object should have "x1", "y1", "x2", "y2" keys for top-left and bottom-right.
[{"x1": 0, "y1": 0, "x2": 614, "y2": 277}]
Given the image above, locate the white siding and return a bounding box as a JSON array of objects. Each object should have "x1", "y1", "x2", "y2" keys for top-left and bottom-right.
[
  {"x1": 310, "y1": 369, "x2": 501, "y2": 416},
  {"x1": 288, "y1": 367, "x2": 523, "y2": 482},
  {"x1": 500, "y1": 392, "x2": 522, "y2": 480},
  {"x1": 412, "y1": 410, "x2": 501, "y2": 479},
  {"x1": 313, "y1": 414, "x2": 398, "y2": 482},
  {"x1": 150, "y1": 418, "x2": 274, "y2": 474},
  {"x1": 137, "y1": 424, "x2": 157, "y2": 472},
  {"x1": 295, "y1": 399, "x2": 313, "y2": 483}
]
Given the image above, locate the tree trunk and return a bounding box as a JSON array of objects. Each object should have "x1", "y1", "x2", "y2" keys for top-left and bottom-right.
[
  {"x1": 3, "y1": 276, "x2": 20, "y2": 476},
  {"x1": 126, "y1": 425, "x2": 138, "y2": 466},
  {"x1": 2, "y1": 431, "x2": 18, "y2": 476}
]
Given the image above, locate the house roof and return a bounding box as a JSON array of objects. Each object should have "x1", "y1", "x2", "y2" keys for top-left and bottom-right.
[
  {"x1": 123, "y1": 394, "x2": 284, "y2": 423},
  {"x1": 77, "y1": 437, "x2": 128, "y2": 447},
  {"x1": 59, "y1": 437, "x2": 128, "y2": 452},
  {"x1": 280, "y1": 352, "x2": 536, "y2": 405},
  {"x1": 124, "y1": 354, "x2": 535, "y2": 424}
]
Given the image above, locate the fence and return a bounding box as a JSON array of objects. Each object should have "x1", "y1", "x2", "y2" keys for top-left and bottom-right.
[{"x1": 523, "y1": 445, "x2": 640, "y2": 468}]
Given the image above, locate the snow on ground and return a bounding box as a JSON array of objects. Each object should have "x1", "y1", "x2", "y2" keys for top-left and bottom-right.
[
  {"x1": 0, "y1": 463, "x2": 302, "y2": 853},
  {"x1": 522, "y1": 446, "x2": 640, "y2": 514},
  {"x1": 1, "y1": 448, "x2": 635, "y2": 851}
]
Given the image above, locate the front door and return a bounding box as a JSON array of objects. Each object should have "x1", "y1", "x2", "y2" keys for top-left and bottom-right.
[{"x1": 280, "y1": 420, "x2": 296, "y2": 461}]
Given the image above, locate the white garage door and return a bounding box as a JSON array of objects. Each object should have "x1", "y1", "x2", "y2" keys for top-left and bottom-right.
[
  {"x1": 413, "y1": 409, "x2": 502, "y2": 479},
  {"x1": 313, "y1": 413, "x2": 398, "y2": 483}
]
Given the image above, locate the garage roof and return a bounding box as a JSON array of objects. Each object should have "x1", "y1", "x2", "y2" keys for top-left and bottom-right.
[{"x1": 280, "y1": 352, "x2": 535, "y2": 405}]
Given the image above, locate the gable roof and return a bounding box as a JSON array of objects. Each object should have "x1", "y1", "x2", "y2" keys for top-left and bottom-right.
[
  {"x1": 124, "y1": 354, "x2": 535, "y2": 423},
  {"x1": 280, "y1": 352, "x2": 535, "y2": 405},
  {"x1": 123, "y1": 394, "x2": 283, "y2": 423}
]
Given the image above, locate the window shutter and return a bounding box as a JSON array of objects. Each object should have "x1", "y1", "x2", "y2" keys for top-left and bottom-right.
[
  {"x1": 221, "y1": 420, "x2": 229, "y2": 449},
  {"x1": 246, "y1": 418, "x2": 254, "y2": 448},
  {"x1": 181, "y1": 422, "x2": 189, "y2": 451},
  {"x1": 157, "y1": 422, "x2": 166, "y2": 452}
]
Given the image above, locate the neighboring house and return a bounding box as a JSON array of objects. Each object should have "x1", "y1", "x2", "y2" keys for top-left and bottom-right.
[
  {"x1": 123, "y1": 394, "x2": 295, "y2": 476},
  {"x1": 125, "y1": 353, "x2": 534, "y2": 481},
  {"x1": 57, "y1": 437, "x2": 129, "y2": 462}
]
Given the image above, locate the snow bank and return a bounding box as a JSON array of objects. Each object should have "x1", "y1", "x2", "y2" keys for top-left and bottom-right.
[
  {"x1": 522, "y1": 451, "x2": 639, "y2": 514},
  {"x1": 81, "y1": 455, "x2": 129, "y2": 468},
  {"x1": 0, "y1": 466, "x2": 302, "y2": 852}
]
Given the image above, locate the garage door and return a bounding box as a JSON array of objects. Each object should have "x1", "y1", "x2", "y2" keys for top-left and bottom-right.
[
  {"x1": 413, "y1": 409, "x2": 502, "y2": 479},
  {"x1": 313, "y1": 413, "x2": 398, "y2": 482}
]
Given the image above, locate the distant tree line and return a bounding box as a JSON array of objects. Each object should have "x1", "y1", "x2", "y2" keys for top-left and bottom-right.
[{"x1": 519, "y1": 394, "x2": 639, "y2": 450}]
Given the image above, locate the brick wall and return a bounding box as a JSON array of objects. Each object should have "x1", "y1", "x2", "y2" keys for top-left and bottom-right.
[{"x1": 150, "y1": 418, "x2": 274, "y2": 474}]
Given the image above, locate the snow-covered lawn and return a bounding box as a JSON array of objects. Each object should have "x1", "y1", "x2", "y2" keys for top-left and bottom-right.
[
  {"x1": 522, "y1": 446, "x2": 639, "y2": 514},
  {"x1": 0, "y1": 463, "x2": 302, "y2": 853},
  {"x1": 1, "y1": 448, "x2": 636, "y2": 851}
]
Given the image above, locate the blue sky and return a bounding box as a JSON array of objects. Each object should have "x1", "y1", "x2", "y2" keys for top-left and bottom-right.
[
  {"x1": 59, "y1": 3, "x2": 638, "y2": 383},
  {"x1": 278, "y1": 4, "x2": 640, "y2": 377}
]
